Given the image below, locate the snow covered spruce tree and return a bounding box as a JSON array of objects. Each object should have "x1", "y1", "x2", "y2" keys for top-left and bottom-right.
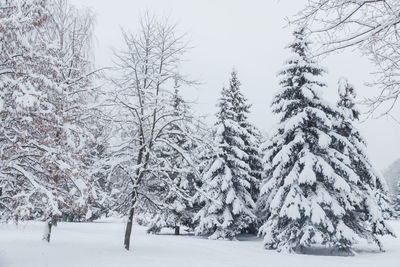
[
  {"x1": 106, "y1": 14, "x2": 198, "y2": 250},
  {"x1": 194, "y1": 70, "x2": 256, "y2": 240},
  {"x1": 144, "y1": 87, "x2": 206, "y2": 235},
  {"x1": 230, "y1": 70, "x2": 263, "y2": 233},
  {"x1": 0, "y1": 0, "x2": 96, "y2": 241},
  {"x1": 335, "y1": 78, "x2": 394, "y2": 220},
  {"x1": 258, "y1": 29, "x2": 394, "y2": 254},
  {"x1": 395, "y1": 182, "x2": 400, "y2": 217},
  {"x1": 230, "y1": 71, "x2": 263, "y2": 204}
]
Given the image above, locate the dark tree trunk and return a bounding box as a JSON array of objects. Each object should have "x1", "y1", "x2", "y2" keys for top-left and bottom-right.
[
  {"x1": 174, "y1": 226, "x2": 180, "y2": 235},
  {"x1": 43, "y1": 218, "x2": 53, "y2": 242},
  {"x1": 124, "y1": 192, "x2": 137, "y2": 251}
]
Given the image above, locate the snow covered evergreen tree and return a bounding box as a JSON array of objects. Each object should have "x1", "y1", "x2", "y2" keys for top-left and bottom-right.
[
  {"x1": 383, "y1": 159, "x2": 400, "y2": 218},
  {"x1": 335, "y1": 78, "x2": 394, "y2": 220},
  {"x1": 195, "y1": 71, "x2": 256, "y2": 240},
  {"x1": 144, "y1": 87, "x2": 205, "y2": 235},
  {"x1": 395, "y1": 181, "x2": 400, "y2": 217},
  {"x1": 229, "y1": 71, "x2": 263, "y2": 203},
  {"x1": 258, "y1": 29, "x2": 394, "y2": 254}
]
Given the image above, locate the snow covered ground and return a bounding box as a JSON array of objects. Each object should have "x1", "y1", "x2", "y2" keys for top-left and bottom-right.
[{"x1": 0, "y1": 219, "x2": 399, "y2": 267}]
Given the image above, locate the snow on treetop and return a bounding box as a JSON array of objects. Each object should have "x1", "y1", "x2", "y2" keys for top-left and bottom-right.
[{"x1": 338, "y1": 77, "x2": 356, "y2": 98}]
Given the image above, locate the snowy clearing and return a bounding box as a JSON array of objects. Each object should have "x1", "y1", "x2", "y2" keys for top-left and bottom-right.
[{"x1": 0, "y1": 219, "x2": 399, "y2": 267}]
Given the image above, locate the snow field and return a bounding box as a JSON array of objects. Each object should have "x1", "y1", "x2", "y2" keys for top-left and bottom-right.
[{"x1": 0, "y1": 220, "x2": 399, "y2": 267}]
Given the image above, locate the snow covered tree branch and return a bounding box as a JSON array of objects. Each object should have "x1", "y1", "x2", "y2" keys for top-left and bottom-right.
[
  {"x1": 0, "y1": 0, "x2": 98, "y2": 241},
  {"x1": 293, "y1": 0, "x2": 400, "y2": 116},
  {"x1": 103, "y1": 13, "x2": 200, "y2": 250}
]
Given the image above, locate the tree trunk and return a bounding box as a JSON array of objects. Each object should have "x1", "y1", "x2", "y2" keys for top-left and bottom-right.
[
  {"x1": 43, "y1": 218, "x2": 53, "y2": 242},
  {"x1": 174, "y1": 226, "x2": 180, "y2": 235},
  {"x1": 124, "y1": 206, "x2": 134, "y2": 250}
]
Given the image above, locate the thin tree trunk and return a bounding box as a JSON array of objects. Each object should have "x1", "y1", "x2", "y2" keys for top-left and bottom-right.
[
  {"x1": 124, "y1": 192, "x2": 137, "y2": 251},
  {"x1": 174, "y1": 226, "x2": 180, "y2": 235},
  {"x1": 43, "y1": 218, "x2": 53, "y2": 242},
  {"x1": 124, "y1": 207, "x2": 134, "y2": 250}
]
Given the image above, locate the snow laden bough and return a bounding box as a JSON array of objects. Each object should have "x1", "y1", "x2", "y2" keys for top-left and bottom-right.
[{"x1": 258, "y1": 29, "x2": 395, "y2": 255}]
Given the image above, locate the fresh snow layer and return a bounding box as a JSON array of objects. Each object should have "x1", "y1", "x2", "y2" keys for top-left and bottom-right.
[{"x1": 0, "y1": 219, "x2": 399, "y2": 267}]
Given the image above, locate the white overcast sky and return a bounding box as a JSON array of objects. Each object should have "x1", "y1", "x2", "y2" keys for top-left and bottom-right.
[{"x1": 71, "y1": 0, "x2": 400, "y2": 170}]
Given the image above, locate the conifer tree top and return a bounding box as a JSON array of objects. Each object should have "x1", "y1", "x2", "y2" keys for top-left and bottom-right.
[{"x1": 274, "y1": 29, "x2": 328, "y2": 123}]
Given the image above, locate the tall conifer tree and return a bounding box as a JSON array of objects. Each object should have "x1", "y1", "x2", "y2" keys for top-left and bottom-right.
[
  {"x1": 259, "y1": 29, "x2": 394, "y2": 253},
  {"x1": 195, "y1": 71, "x2": 256, "y2": 239},
  {"x1": 229, "y1": 71, "x2": 263, "y2": 202},
  {"x1": 335, "y1": 78, "x2": 394, "y2": 221}
]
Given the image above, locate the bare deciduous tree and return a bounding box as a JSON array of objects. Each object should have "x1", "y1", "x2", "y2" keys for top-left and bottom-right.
[{"x1": 104, "y1": 14, "x2": 196, "y2": 250}]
